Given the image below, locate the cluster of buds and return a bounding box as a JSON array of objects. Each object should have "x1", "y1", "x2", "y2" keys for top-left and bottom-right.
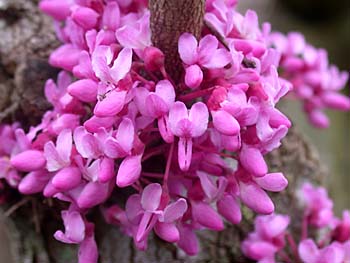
[
  {"x1": 242, "y1": 182, "x2": 350, "y2": 263},
  {"x1": 0, "y1": 0, "x2": 348, "y2": 262}
]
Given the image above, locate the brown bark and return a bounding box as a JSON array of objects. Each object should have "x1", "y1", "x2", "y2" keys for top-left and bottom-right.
[
  {"x1": 0, "y1": 1, "x2": 327, "y2": 263},
  {"x1": 149, "y1": 0, "x2": 205, "y2": 84}
]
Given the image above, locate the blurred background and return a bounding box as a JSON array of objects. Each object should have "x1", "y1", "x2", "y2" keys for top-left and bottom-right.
[{"x1": 238, "y1": 0, "x2": 350, "y2": 213}]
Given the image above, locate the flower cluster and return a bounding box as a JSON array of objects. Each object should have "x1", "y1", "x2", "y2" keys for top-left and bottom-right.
[
  {"x1": 268, "y1": 32, "x2": 349, "y2": 128},
  {"x1": 242, "y1": 182, "x2": 350, "y2": 263},
  {"x1": 0, "y1": 0, "x2": 348, "y2": 262}
]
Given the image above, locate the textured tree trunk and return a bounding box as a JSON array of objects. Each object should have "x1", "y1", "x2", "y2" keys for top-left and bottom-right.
[
  {"x1": 0, "y1": 1, "x2": 327, "y2": 262},
  {"x1": 149, "y1": 0, "x2": 205, "y2": 83}
]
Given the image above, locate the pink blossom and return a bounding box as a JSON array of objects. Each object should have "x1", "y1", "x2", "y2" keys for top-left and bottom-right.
[{"x1": 169, "y1": 102, "x2": 209, "y2": 171}]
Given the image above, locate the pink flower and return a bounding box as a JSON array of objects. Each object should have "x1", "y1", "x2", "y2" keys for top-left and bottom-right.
[
  {"x1": 44, "y1": 129, "x2": 73, "y2": 171},
  {"x1": 178, "y1": 33, "x2": 231, "y2": 88},
  {"x1": 298, "y1": 239, "x2": 345, "y2": 263},
  {"x1": 125, "y1": 183, "x2": 187, "y2": 244},
  {"x1": 169, "y1": 101, "x2": 209, "y2": 171},
  {"x1": 300, "y1": 183, "x2": 334, "y2": 227}
]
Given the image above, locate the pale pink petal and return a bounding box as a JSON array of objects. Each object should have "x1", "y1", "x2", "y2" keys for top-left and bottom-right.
[
  {"x1": 117, "y1": 118, "x2": 135, "y2": 153},
  {"x1": 49, "y1": 44, "x2": 80, "y2": 71},
  {"x1": 178, "y1": 138, "x2": 193, "y2": 171},
  {"x1": 298, "y1": 239, "x2": 319, "y2": 263},
  {"x1": 201, "y1": 48, "x2": 231, "y2": 68},
  {"x1": 125, "y1": 194, "x2": 143, "y2": 224},
  {"x1": 110, "y1": 48, "x2": 133, "y2": 83},
  {"x1": 154, "y1": 80, "x2": 176, "y2": 109},
  {"x1": 178, "y1": 33, "x2": 198, "y2": 65},
  {"x1": 197, "y1": 171, "x2": 217, "y2": 200},
  {"x1": 197, "y1": 34, "x2": 218, "y2": 65},
  {"x1": 141, "y1": 183, "x2": 162, "y2": 212},
  {"x1": 104, "y1": 138, "x2": 127, "y2": 158},
  {"x1": 162, "y1": 198, "x2": 188, "y2": 222},
  {"x1": 56, "y1": 129, "x2": 73, "y2": 164},
  {"x1": 189, "y1": 102, "x2": 209, "y2": 137},
  {"x1": 44, "y1": 141, "x2": 64, "y2": 172},
  {"x1": 169, "y1": 101, "x2": 188, "y2": 136}
]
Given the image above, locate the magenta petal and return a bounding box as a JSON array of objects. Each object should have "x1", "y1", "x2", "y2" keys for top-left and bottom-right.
[
  {"x1": 18, "y1": 170, "x2": 50, "y2": 194},
  {"x1": 52, "y1": 166, "x2": 81, "y2": 191},
  {"x1": 94, "y1": 90, "x2": 126, "y2": 117},
  {"x1": 77, "y1": 181, "x2": 110, "y2": 209},
  {"x1": 71, "y1": 6, "x2": 99, "y2": 30},
  {"x1": 154, "y1": 222, "x2": 180, "y2": 243},
  {"x1": 242, "y1": 240, "x2": 277, "y2": 260},
  {"x1": 178, "y1": 33, "x2": 198, "y2": 65},
  {"x1": 11, "y1": 150, "x2": 46, "y2": 172},
  {"x1": 104, "y1": 138, "x2": 127, "y2": 158},
  {"x1": 177, "y1": 224, "x2": 199, "y2": 256},
  {"x1": 212, "y1": 110, "x2": 240, "y2": 136},
  {"x1": 125, "y1": 194, "x2": 143, "y2": 224},
  {"x1": 308, "y1": 110, "x2": 329, "y2": 129},
  {"x1": 254, "y1": 172, "x2": 288, "y2": 192},
  {"x1": 239, "y1": 145, "x2": 267, "y2": 177},
  {"x1": 78, "y1": 223, "x2": 98, "y2": 263},
  {"x1": 98, "y1": 157, "x2": 115, "y2": 183},
  {"x1": 185, "y1": 65, "x2": 203, "y2": 89},
  {"x1": 67, "y1": 79, "x2": 98, "y2": 102},
  {"x1": 321, "y1": 92, "x2": 350, "y2": 111},
  {"x1": 84, "y1": 116, "x2": 115, "y2": 133},
  {"x1": 197, "y1": 171, "x2": 217, "y2": 200},
  {"x1": 49, "y1": 44, "x2": 80, "y2": 71},
  {"x1": 162, "y1": 198, "x2": 188, "y2": 222},
  {"x1": 217, "y1": 194, "x2": 242, "y2": 224},
  {"x1": 239, "y1": 181, "x2": 274, "y2": 214},
  {"x1": 39, "y1": 0, "x2": 71, "y2": 21},
  {"x1": 158, "y1": 116, "x2": 174, "y2": 143},
  {"x1": 102, "y1": 2, "x2": 120, "y2": 31},
  {"x1": 191, "y1": 201, "x2": 224, "y2": 231},
  {"x1": 141, "y1": 183, "x2": 162, "y2": 212},
  {"x1": 116, "y1": 155, "x2": 142, "y2": 187}
]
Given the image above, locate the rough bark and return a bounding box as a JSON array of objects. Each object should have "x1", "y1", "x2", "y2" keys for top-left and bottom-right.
[
  {"x1": 0, "y1": 1, "x2": 328, "y2": 263},
  {"x1": 149, "y1": 0, "x2": 205, "y2": 83}
]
